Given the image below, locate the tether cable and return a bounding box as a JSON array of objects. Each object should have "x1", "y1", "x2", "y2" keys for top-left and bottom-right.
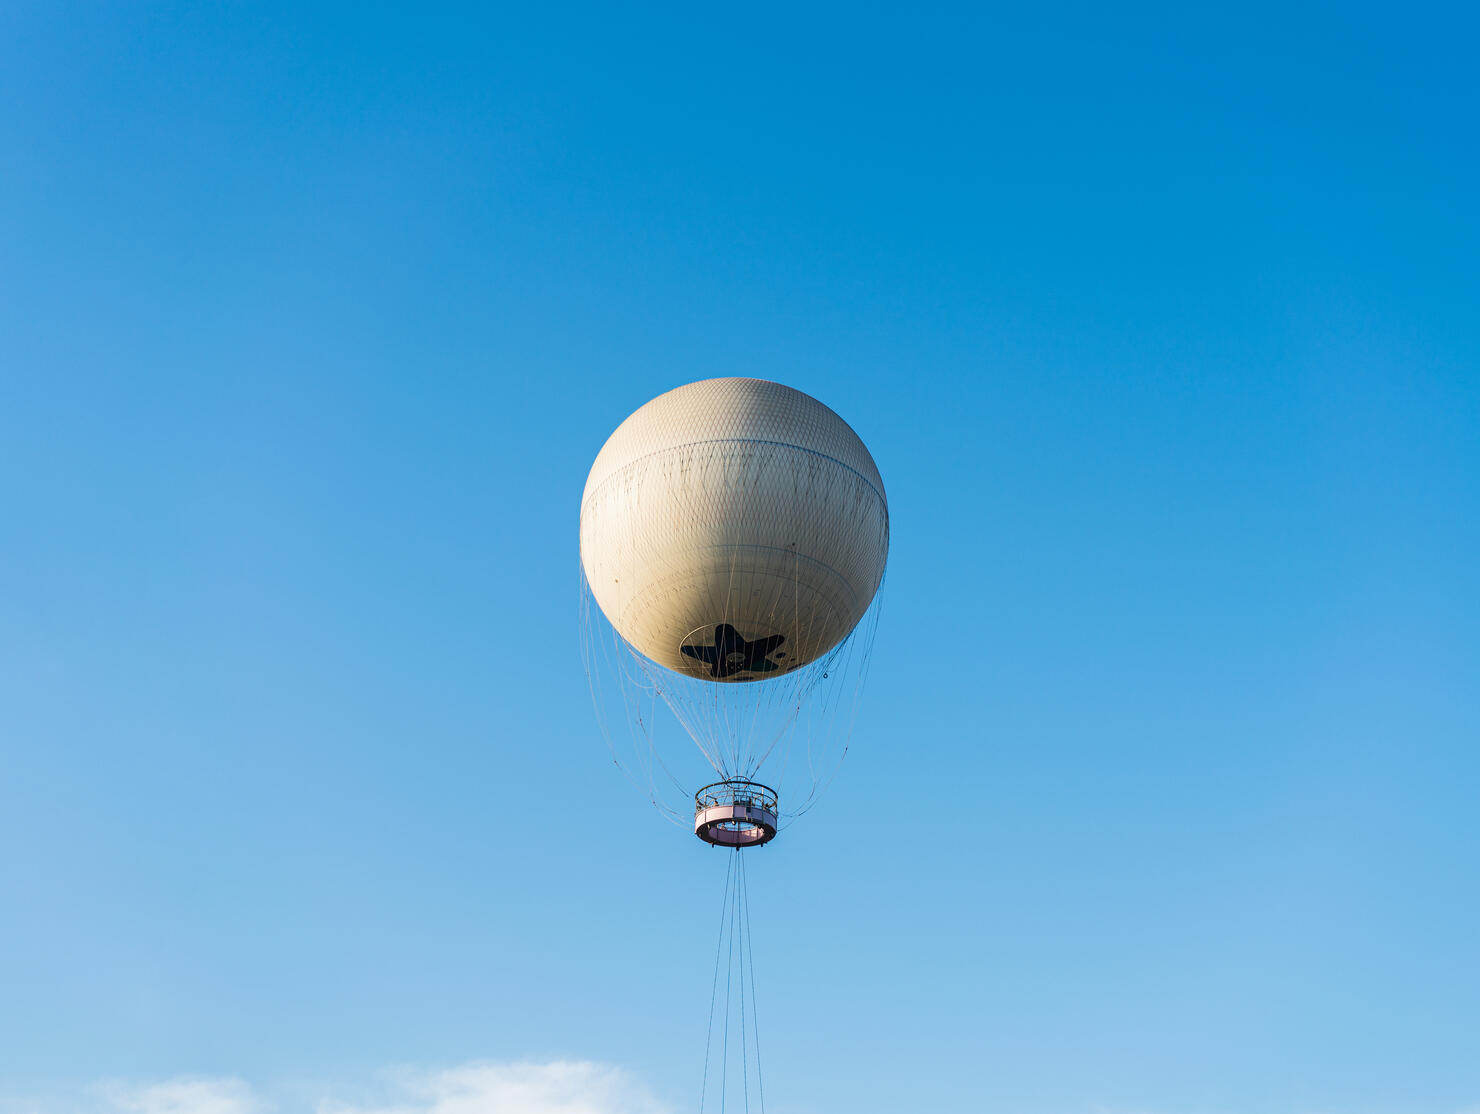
[
  {"x1": 701, "y1": 849, "x2": 766, "y2": 1114},
  {"x1": 741, "y1": 850, "x2": 766, "y2": 1114},
  {"x1": 700, "y1": 851, "x2": 736, "y2": 1113},
  {"x1": 721, "y1": 850, "x2": 738, "y2": 1112},
  {"x1": 738, "y1": 850, "x2": 749, "y2": 1114}
]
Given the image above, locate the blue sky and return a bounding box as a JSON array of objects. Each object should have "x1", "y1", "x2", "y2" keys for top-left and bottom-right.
[{"x1": 2, "y1": 3, "x2": 1478, "y2": 1112}]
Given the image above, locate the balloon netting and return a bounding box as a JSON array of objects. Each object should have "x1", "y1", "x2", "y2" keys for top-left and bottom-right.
[{"x1": 580, "y1": 567, "x2": 882, "y2": 830}]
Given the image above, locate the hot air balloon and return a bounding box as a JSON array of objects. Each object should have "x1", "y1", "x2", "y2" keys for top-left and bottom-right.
[{"x1": 579, "y1": 376, "x2": 888, "y2": 842}]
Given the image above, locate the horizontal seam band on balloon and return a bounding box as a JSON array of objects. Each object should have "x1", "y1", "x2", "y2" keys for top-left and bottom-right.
[
  {"x1": 581, "y1": 439, "x2": 889, "y2": 511},
  {"x1": 615, "y1": 545, "x2": 870, "y2": 615}
]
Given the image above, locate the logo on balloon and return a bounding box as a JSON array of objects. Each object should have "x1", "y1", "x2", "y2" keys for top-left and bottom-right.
[{"x1": 680, "y1": 624, "x2": 786, "y2": 679}]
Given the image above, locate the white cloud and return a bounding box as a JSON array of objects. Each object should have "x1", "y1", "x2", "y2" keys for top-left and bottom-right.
[
  {"x1": 98, "y1": 1079, "x2": 258, "y2": 1114},
  {"x1": 323, "y1": 1062, "x2": 670, "y2": 1114},
  {"x1": 3, "y1": 1064, "x2": 667, "y2": 1114}
]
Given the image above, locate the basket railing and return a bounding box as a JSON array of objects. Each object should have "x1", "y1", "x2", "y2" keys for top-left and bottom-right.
[{"x1": 694, "y1": 779, "x2": 778, "y2": 815}]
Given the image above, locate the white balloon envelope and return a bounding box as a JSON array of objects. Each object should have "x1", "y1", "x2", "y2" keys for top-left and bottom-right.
[{"x1": 580, "y1": 377, "x2": 888, "y2": 678}]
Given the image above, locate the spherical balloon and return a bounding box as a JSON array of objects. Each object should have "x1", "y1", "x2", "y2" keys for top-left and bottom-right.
[{"x1": 580, "y1": 378, "x2": 888, "y2": 681}]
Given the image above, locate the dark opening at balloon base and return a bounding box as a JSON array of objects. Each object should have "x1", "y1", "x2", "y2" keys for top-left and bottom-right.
[{"x1": 694, "y1": 780, "x2": 778, "y2": 848}]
